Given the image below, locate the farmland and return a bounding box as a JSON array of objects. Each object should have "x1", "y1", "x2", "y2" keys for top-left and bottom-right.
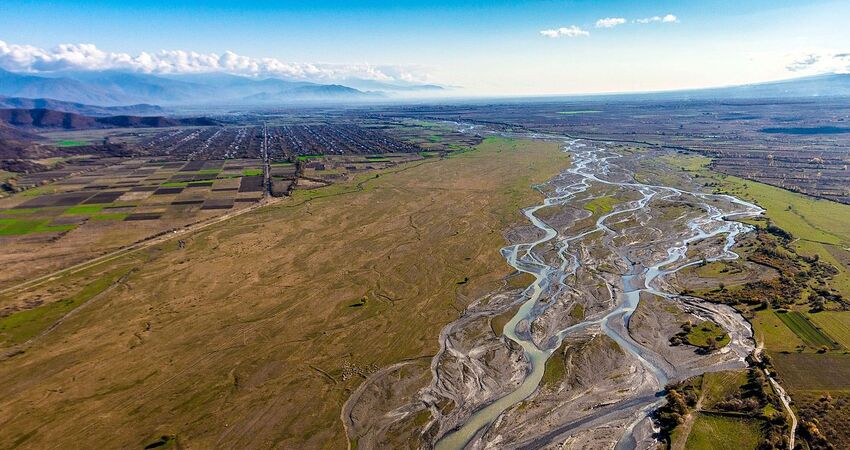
[
  {"x1": 370, "y1": 99, "x2": 850, "y2": 204},
  {"x1": 808, "y1": 312, "x2": 850, "y2": 349},
  {"x1": 0, "y1": 137, "x2": 569, "y2": 448},
  {"x1": 0, "y1": 115, "x2": 474, "y2": 288},
  {"x1": 660, "y1": 369, "x2": 781, "y2": 450},
  {"x1": 1, "y1": 98, "x2": 849, "y2": 449},
  {"x1": 0, "y1": 158, "x2": 268, "y2": 287},
  {"x1": 685, "y1": 414, "x2": 763, "y2": 450},
  {"x1": 655, "y1": 150, "x2": 850, "y2": 449},
  {"x1": 774, "y1": 311, "x2": 840, "y2": 350}
]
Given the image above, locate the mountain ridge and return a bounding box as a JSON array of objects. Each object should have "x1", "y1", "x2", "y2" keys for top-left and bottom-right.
[{"x1": 0, "y1": 107, "x2": 217, "y2": 130}]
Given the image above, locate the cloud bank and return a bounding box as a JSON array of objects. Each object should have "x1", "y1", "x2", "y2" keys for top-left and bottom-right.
[
  {"x1": 542, "y1": 14, "x2": 677, "y2": 38},
  {"x1": 540, "y1": 26, "x2": 590, "y2": 38},
  {"x1": 595, "y1": 17, "x2": 626, "y2": 28},
  {"x1": 636, "y1": 14, "x2": 678, "y2": 24},
  {"x1": 0, "y1": 40, "x2": 429, "y2": 83},
  {"x1": 786, "y1": 51, "x2": 850, "y2": 74}
]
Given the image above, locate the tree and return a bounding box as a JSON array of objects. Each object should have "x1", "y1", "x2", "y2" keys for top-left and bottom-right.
[{"x1": 706, "y1": 336, "x2": 718, "y2": 352}]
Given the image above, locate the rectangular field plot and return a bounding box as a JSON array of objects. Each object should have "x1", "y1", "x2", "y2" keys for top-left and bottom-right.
[
  {"x1": 238, "y1": 176, "x2": 263, "y2": 192},
  {"x1": 153, "y1": 187, "x2": 185, "y2": 195},
  {"x1": 14, "y1": 192, "x2": 94, "y2": 208},
  {"x1": 685, "y1": 413, "x2": 763, "y2": 450},
  {"x1": 775, "y1": 310, "x2": 842, "y2": 349},
  {"x1": 82, "y1": 191, "x2": 126, "y2": 204},
  {"x1": 809, "y1": 312, "x2": 850, "y2": 349},
  {"x1": 1, "y1": 157, "x2": 264, "y2": 238},
  {"x1": 0, "y1": 218, "x2": 76, "y2": 235},
  {"x1": 771, "y1": 353, "x2": 850, "y2": 390},
  {"x1": 124, "y1": 212, "x2": 163, "y2": 221},
  {"x1": 201, "y1": 198, "x2": 234, "y2": 210}
]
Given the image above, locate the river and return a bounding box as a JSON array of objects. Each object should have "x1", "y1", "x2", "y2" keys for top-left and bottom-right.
[{"x1": 434, "y1": 137, "x2": 764, "y2": 449}]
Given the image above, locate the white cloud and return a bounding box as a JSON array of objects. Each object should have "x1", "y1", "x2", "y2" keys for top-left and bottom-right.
[
  {"x1": 0, "y1": 40, "x2": 430, "y2": 83},
  {"x1": 786, "y1": 51, "x2": 850, "y2": 74},
  {"x1": 636, "y1": 14, "x2": 679, "y2": 24},
  {"x1": 540, "y1": 26, "x2": 590, "y2": 38},
  {"x1": 595, "y1": 17, "x2": 626, "y2": 28}
]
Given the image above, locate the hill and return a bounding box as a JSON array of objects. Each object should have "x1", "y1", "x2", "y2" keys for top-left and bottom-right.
[
  {"x1": 0, "y1": 96, "x2": 163, "y2": 116},
  {"x1": 532, "y1": 73, "x2": 850, "y2": 102},
  {"x1": 0, "y1": 108, "x2": 217, "y2": 130}
]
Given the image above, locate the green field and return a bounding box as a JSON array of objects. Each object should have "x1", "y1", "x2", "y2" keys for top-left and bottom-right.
[
  {"x1": 795, "y1": 240, "x2": 850, "y2": 298},
  {"x1": 297, "y1": 154, "x2": 323, "y2": 161},
  {"x1": 673, "y1": 153, "x2": 850, "y2": 246},
  {"x1": 0, "y1": 218, "x2": 76, "y2": 235},
  {"x1": 809, "y1": 311, "x2": 850, "y2": 349},
  {"x1": 685, "y1": 320, "x2": 731, "y2": 349},
  {"x1": 700, "y1": 370, "x2": 748, "y2": 409},
  {"x1": 241, "y1": 169, "x2": 263, "y2": 176},
  {"x1": 541, "y1": 342, "x2": 568, "y2": 386},
  {"x1": 0, "y1": 270, "x2": 126, "y2": 345},
  {"x1": 774, "y1": 310, "x2": 840, "y2": 349},
  {"x1": 730, "y1": 179, "x2": 850, "y2": 245},
  {"x1": 583, "y1": 196, "x2": 619, "y2": 215},
  {"x1": 691, "y1": 261, "x2": 737, "y2": 278},
  {"x1": 0, "y1": 207, "x2": 42, "y2": 215},
  {"x1": 64, "y1": 205, "x2": 106, "y2": 215},
  {"x1": 753, "y1": 309, "x2": 805, "y2": 352},
  {"x1": 685, "y1": 414, "x2": 762, "y2": 450},
  {"x1": 771, "y1": 353, "x2": 850, "y2": 390},
  {"x1": 0, "y1": 169, "x2": 15, "y2": 184},
  {"x1": 54, "y1": 140, "x2": 89, "y2": 147}
]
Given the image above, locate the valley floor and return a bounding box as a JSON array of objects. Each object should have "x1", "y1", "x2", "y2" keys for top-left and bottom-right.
[{"x1": 0, "y1": 137, "x2": 567, "y2": 449}]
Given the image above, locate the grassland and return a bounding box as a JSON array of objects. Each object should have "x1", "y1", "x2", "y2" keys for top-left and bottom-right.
[
  {"x1": 771, "y1": 353, "x2": 850, "y2": 390},
  {"x1": 542, "y1": 341, "x2": 569, "y2": 387},
  {"x1": 64, "y1": 205, "x2": 106, "y2": 215},
  {"x1": 666, "y1": 152, "x2": 850, "y2": 309},
  {"x1": 670, "y1": 152, "x2": 850, "y2": 246},
  {"x1": 774, "y1": 310, "x2": 841, "y2": 349},
  {"x1": 0, "y1": 269, "x2": 129, "y2": 346},
  {"x1": 684, "y1": 320, "x2": 731, "y2": 349},
  {"x1": 752, "y1": 309, "x2": 806, "y2": 352},
  {"x1": 0, "y1": 217, "x2": 76, "y2": 235},
  {"x1": 700, "y1": 370, "x2": 748, "y2": 409},
  {"x1": 583, "y1": 196, "x2": 619, "y2": 215},
  {"x1": 808, "y1": 311, "x2": 850, "y2": 349},
  {"x1": 54, "y1": 140, "x2": 89, "y2": 147},
  {"x1": 684, "y1": 414, "x2": 762, "y2": 450},
  {"x1": 0, "y1": 137, "x2": 569, "y2": 449}
]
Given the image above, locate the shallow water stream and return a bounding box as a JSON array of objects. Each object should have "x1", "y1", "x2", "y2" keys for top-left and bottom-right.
[{"x1": 435, "y1": 138, "x2": 763, "y2": 449}]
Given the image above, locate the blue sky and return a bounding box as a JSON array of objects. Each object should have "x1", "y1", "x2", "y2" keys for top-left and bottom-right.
[{"x1": 1, "y1": 0, "x2": 849, "y2": 95}]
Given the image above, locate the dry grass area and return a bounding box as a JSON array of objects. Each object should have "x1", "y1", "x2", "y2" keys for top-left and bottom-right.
[{"x1": 0, "y1": 137, "x2": 567, "y2": 449}]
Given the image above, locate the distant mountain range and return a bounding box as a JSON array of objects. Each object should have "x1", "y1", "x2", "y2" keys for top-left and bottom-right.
[
  {"x1": 1, "y1": 68, "x2": 847, "y2": 109},
  {"x1": 0, "y1": 69, "x2": 444, "y2": 106},
  {"x1": 0, "y1": 96, "x2": 163, "y2": 116},
  {"x1": 532, "y1": 73, "x2": 850, "y2": 102},
  {"x1": 0, "y1": 108, "x2": 217, "y2": 130},
  {"x1": 642, "y1": 73, "x2": 850, "y2": 100}
]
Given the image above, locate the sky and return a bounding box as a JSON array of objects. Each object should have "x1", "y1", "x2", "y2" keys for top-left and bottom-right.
[{"x1": 1, "y1": 0, "x2": 849, "y2": 96}]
